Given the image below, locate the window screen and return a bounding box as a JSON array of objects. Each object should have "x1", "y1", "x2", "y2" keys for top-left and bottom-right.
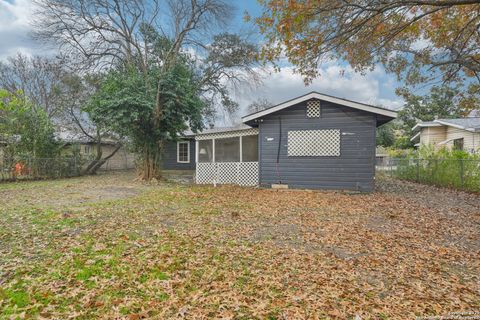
[
  {"x1": 177, "y1": 141, "x2": 189, "y2": 163},
  {"x1": 198, "y1": 140, "x2": 213, "y2": 163},
  {"x1": 288, "y1": 129, "x2": 340, "y2": 156},
  {"x1": 242, "y1": 135, "x2": 258, "y2": 162},
  {"x1": 215, "y1": 137, "x2": 240, "y2": 162}
]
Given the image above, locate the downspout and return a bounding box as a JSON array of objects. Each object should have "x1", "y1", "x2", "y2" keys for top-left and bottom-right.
[{"x1": 275, "y1": 116, "x2": 282, "y2": 184}]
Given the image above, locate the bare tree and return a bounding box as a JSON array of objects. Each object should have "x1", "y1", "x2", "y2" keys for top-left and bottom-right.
[
  {"x1": 247, "y1": 98, "x2": 273, "y2": 114},
  {"x1": 33, "y1": 0, "x2": 261, "y2": 179},
  {"x1": 0, "y1": 53, "x2": 68, "y2": 119},
  {"x1": 0, "y1": 54, "x2": 124, "y2": 175}
]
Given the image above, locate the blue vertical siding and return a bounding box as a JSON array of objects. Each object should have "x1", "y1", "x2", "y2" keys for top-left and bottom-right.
[
  {"x1": 162, "y1": 139, "x2": 196, "y2": 170},
  {"x1": 258, "y1": 100, "x2": 376, "y2": 191}
]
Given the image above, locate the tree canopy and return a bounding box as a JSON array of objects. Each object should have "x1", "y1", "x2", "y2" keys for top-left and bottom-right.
[{"x1": 252, "y1": 0, "x2": 480, "y2": 105}]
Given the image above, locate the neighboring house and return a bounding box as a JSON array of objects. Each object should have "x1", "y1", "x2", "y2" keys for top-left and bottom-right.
[
  {"x1": 411, "y1": 114, "x2": 480, "y2": 153},
  {"x1": 58, "y1": 131, "x2": 135, "y2": 170},
  {"x1": 166, "y1": 92, "x2": 397, "y2": 191}
]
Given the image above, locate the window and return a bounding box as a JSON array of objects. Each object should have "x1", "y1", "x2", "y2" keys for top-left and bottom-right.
[
  {"x1": 84, "y1": 145, "x2": 91, "y2": 154},
  {"x1": 177, "y1": 141, "x2": 190, "y2": 163},
  {"x1": 287, "y1": 129, "x2": 341, "y2": 157},
  {"x1": 453, "y1": 138, "x2": 464, "y2": 151},
  {"x1": 242, "y1": 135, "x2": 258, "y2": 162},
  {"x1": 306, "y1": 99, "x2": 321, "y2": 118},
  {"x1": 198, "y1": 140, "x2": 213, "y2": 163},
  {"x1": 215, "y1": 137, "x2": 240, "y2": 162}
]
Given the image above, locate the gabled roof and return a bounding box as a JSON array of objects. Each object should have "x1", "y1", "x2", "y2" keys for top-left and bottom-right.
[
  {"x1": 242, "y1": 91, "x2": 397, "y2": 123},
  {"x1": 412, "y1": 121, "x2": 443, "y2": 131},
  {"x1": 413, "y1": 118, "x2": 480, "y2": 133},
  {"x1": 435, "y1": 118, "x2": 480, "y2": 132}
]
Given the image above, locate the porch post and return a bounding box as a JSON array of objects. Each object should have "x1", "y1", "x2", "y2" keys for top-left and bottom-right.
[
  {"x1": 212, "y1": 138, "x2": 215, "y2": 163},
  {"x1": 195, "y1": 140, "x2": 199, "y2": 163},
  {"x1": 239, "y1": 136, "x2": 243, "y2": 162}
]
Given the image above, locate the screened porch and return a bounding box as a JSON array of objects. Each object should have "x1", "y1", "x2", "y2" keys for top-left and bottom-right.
[{"x1": 195, "y1": 128, "x2": 259, "y2": 186}]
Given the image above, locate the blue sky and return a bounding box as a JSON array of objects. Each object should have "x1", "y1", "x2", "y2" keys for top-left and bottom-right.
[{"x1": 0, "y1": 0, "x2": 403, "y2": 117}]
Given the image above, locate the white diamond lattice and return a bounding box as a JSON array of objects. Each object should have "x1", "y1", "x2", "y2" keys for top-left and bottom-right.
[
  {"x1": 288, "y1": 129, "x2": 340, "y2": 157},
  {"x1": 306, "y1": 99, "x2": 321, "y2": 118},
  {"x1": 195, "y1": 128, "x2": 259, "y2": 140},
  {"x1": 196, "y1": 162, "x2": 258, "y2": 186}
]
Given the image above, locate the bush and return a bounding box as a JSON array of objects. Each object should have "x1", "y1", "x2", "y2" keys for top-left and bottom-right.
[{"x1": 392, "y1": 146, "x2": 480, "y2": 192}]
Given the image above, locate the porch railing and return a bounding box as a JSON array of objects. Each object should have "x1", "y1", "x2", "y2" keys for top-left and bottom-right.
[{"x1": 196, "y1": 162, "x2": 259, "y2": 186}]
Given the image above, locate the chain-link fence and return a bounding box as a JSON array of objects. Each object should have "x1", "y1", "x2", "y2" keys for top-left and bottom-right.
[
  {"x1": 377, "y1": 157, "x2": 480, "y2": 192},
  {"x1": 0, "y1": 157, "x2": 135, "y2": 182}
]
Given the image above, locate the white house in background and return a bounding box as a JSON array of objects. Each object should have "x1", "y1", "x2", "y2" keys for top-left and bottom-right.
[{"x1": 411, "y1": 112, "x2": 480, "y2": 153}]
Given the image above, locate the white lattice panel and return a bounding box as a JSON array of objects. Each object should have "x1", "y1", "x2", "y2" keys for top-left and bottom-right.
[
  {"x1": 307, "y1": 99, "x2": 321, "y2": 118},
  {"x1": 288, "y1": 129, "x2": 341, "y2": 157},
  {"x1": 195, "y1": 162, "x2": 258, "y2": 186},
  {"x1": 196, "y1": 128, "x2": 259, "y2": 140},
  {"x1": 196, "y1": 163, "x2": 216, "y2": 184}
]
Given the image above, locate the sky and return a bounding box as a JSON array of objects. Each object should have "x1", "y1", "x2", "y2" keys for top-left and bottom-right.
[{"x1": 0, "y1": 0, "x2": 404, "y2": 119}]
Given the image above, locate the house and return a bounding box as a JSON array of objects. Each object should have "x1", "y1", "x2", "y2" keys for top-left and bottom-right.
[
  {"x1": 165, "y1": 92, "x2": 397, "y2": 191},
  {"x1": 410, "y1": 114, "x2": 480, "y2": 153},
  {"x1": 58, "y1": 131, "x2": 135, "y2": 170}
]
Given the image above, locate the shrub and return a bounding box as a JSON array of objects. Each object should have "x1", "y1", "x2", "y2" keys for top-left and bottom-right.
[{"x1": 392, "y1": 146, "x2": 480, "y2": 192}]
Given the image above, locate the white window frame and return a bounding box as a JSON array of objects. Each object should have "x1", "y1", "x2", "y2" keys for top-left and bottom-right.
[{"x1": 177, "y1": 141, "x2": 190, "y2": 163}]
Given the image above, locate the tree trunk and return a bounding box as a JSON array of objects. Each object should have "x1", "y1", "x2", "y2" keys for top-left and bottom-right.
[
  {"x1": 87, "y1": 144, "x2": 123, "y2": 174},
  {"x1": 140, "y1": 140, "x2": 163, "y2": 181}
]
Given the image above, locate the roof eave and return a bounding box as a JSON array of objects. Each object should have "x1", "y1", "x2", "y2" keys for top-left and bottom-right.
[
  {"x1": 434, "y1": 120, "x2": 477, "y2": 132},
  {"x1": 241, "y1": 92, "x2": 397, "y2": 123}
]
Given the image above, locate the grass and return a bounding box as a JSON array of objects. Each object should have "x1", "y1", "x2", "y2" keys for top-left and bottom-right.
[{"x1": 0, "y1": 171, "x2": 479, "y2": 319}]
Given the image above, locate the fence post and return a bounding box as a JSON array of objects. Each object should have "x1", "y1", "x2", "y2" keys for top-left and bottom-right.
[
  {"x1": 416, "y1": 158, "x2": 420, "y2": 182},
  {"x1": 460, "y1": 159, "x2": 464, "y2": 190}
]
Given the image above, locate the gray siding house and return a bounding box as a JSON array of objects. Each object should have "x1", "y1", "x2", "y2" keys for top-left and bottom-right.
[{"x1": 164, "y1": 92, "x2": 397, "y2": 191}]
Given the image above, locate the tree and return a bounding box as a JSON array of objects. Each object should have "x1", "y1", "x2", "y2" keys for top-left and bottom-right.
[
  {"x1": 86, "y1": 62, "x2": 204, "y2": 179},
  {"x1": 0, "y1": 54, "x2": 125, "y2": 175},
  {"x1": 0, "y1": 90, "x2": 59, "y2": 159},
  {"x1": 376, "y1": 123, "x2": 396, "y2": 148},
  {"x1": 252, "y1": 1, "x2": 480, "y2": 104},
  {"x1": 247, "y1": 98, "x2": 273, "y2": 114},
  {"x1": 0, "y1": 53, "x2": 69, "y2": 120},
  {"x1": 34, "y1": 0, "x2": 260, "y2": 179},
  {"x1": 397, "y1": 86, "x2": 465, "y2": 137}
]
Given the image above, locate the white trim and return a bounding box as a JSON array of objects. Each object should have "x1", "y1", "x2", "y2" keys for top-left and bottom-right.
[
  {"x1": 195, "y1": 140, "x2": 199, "y2": 163},
  {"x1": 242, "y1": 92, "x2": 397, "y2": 122},
  {"x1": 412, "y1": 122, "x2": 443, "y2": 131},
  {"x1": 438, "y1": 138, "x2": 455, "y2": 145},
  {"x1": 410, "y1": 132, "x2": 421, "y2": 142},
  {"x1": 195, "y1": 128, "x2": 259, "y2": 140},
  {"x1": 176, "y1": 141, "x2": 190, "y2": 163},
  {"x1": 212, "y1": 138, "x2": 216, "y2": 163}
]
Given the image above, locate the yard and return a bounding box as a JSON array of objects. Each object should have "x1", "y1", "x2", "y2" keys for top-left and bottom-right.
[{"x1": 0, "y1": 172, "x2": 479, "y2": 319}]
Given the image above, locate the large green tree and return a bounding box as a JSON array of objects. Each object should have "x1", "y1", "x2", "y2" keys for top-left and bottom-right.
[
  {"x1": 398, "y1": 86, "x2": 465, "y2": 136},
  {"x1": 0, "y1": 90, "x2": 59, "y2": 159},
  {"x1": 86, "y1": 61, "x2": 205, "y2": 179}
]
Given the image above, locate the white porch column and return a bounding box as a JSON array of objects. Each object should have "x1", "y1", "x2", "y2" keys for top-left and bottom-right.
[
  {"x1": 212, "y1": 138, "x2": 215, "y2": 163},
  {"x1": 239, "y1": 136, "x2": 243, "y2": 162},
  {"x1": 195, "y1": 140, "x2": 199, "y2": 163}
]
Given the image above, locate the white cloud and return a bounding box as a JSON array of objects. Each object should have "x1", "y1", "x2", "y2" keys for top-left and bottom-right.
[
  {"x1": 231, "y1": 64, "x2": 403, "y2": 122},
  {"x1": 0, "y1": 0, "x2": 39, "y2": 59}
]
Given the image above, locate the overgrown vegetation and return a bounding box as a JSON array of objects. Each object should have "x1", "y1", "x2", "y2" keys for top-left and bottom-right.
[{"x1": 391, "y1": 146, "x2": 480, "y2": 192}]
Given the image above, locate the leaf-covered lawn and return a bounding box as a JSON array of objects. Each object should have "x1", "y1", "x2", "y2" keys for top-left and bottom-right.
[{"x1": 1, "y1": 172, "x2": 479, "y2": 319}]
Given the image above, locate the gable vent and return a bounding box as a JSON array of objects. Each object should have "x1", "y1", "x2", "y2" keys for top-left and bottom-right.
[{"x1": 306, "y1": 99, "x2": 321, "y2": 118}]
